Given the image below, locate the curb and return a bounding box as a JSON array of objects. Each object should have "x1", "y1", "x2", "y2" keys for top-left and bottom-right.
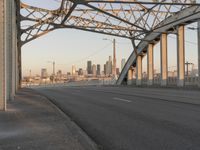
[{"x1": 30, "y1": 89, "x2": 100, "y2": 150}]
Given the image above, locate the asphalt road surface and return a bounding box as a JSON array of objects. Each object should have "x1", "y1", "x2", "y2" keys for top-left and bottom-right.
[{"x1": 37, "y1": 86, "x2": 200, "y2": 150}]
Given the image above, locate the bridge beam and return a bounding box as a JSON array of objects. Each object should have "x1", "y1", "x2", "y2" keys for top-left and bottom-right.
[
  {"x1": 198, "y1": 21, "x2": 200, "y2": 88},
  {"x1": 0, "y1": 0, "x2": 6, "y2": 110},
  {"x1": 177, "y1": 25, "x2": 185, "y2": 87},
  {"x1": 136, "y1": 55, "x2": 142, "y2": 86},
  {"x1": 160, "y1": 33, "x2": 168, "y2": 86},
  {"x1": 147, "y1": 44, "x2": 154, "y2": 86}
]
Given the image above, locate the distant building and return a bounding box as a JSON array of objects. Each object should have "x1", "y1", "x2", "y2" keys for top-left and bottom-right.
[
  {"x1": 116, "y1": 68, "x2": 120, "y2": 75},
  {"x1": 92, "y1": 64, "x2": 97, "y2": 76},
  {"x1": 83, "y1": 70, "x2": 87, "y2": 76},
  {"x1": 57, "y1": 70, "x2": 62, "y2": 79},
  {"x1": 104, "y1": 64, "x2": 106, "y2": 75},
  {"x1": 72, "y1": 65, "x2": 76, "y2": 75},
  {"x1": 41, "y1": 68, "x2": 48, "y2": 79},
  {"x1": 87, "y1": 61, "x2": 92, "y2": 75},
  {"x1": 121, "y1": 58, "x2": 126, "y2": 71},
  {"x1": 108, "y1": 56, "x2": 112, "y2": 75},
  {"x1": 97, "y1": 64, "x2": 101, "y2": 76},
  {"x1": 78, "y1": 68, "x2": 83, "y2": 76},
  {"x1": 106, "y1": 61, "x2": 109, "y2": 76}
]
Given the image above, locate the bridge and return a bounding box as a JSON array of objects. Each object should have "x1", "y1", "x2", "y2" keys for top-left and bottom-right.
[
  {"x1": 0, "y1": 0, "x2": 200, "y2": 111},
  {"x1": 1, "y1": 1, "x2": 200, "y2": 149}
]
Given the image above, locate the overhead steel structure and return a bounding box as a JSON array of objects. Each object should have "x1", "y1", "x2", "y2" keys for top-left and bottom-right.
[
  {"x1": 1, "y1": 0, "x2": 200, "y2": 110},
  {"x1": 20, "y1": 0, "x2": 200, "y2": 85},
  {"x1": 20, "y1": 0, "x2": 199, "y2": 45}
]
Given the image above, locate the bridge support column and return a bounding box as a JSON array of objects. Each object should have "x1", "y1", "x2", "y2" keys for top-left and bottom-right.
[
  {"x1": 127, "y1": 67, "x2": 133, "y2": 85},
  {"x1": 0, "y1": 0, "x2": 6, "y2": 110},
  {"x1": 6, "y1": 0, "x2": 14, "y2": 101},
  {"x1": 11, "y1": 0, "x2": 18, "y2": 97},
  {"x1": 177, "y1": 25, "x2": 185, "y2": 87},
  {"x1": 198, "y1": 21, "x2": 200, "y2": 87},
  {"x1": 136, "y1": 55, "x2": 142, "y2": 86},
  {"x1": 160, "y1": 33, "x2": 168, "y2": 86},
  {"x1": 147, "y1": 44, "x2": 154, "y2": 86}
]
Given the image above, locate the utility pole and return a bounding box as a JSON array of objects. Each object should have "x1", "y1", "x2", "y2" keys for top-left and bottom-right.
[{"x1": 185, "y1": 61, "x2": 193, "y2": 76}]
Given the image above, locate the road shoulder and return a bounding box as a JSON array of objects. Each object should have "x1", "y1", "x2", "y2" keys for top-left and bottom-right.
[{"x1": 0, "y1": 88, "x2": 98, "y2": 150}]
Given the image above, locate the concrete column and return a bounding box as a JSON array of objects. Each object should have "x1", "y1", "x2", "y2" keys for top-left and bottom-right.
[
  {"x1": 177, "y1": 25, "x2": 185, "y2": 87},
  {"x1": 198, "y1": 21, "x2": 200, "y2": 87},
  {"x1": 136, "y1": 55, "x2": 142, "y2": 86},
  {"x1": 147, "y1": 44, "x2": 154, "y2": 86},
  {"x1": 127, "y1": 67, "x2": 133, "y2": 85},
  {"x1": 15, "y1": 0, "x2": 20, "y2": 91},
  {"x1": 0, "y1": 0, "x2": 6, "y2": 110},
  {"x1": 160, "y1": 33, "x2": 168, "y2": 86},
  {"x1": 11, "y1": 1, "x2": 17, "y2": 97},
  {"x1": 5, "y1": 0, "x2": 13, "y2": 101}
]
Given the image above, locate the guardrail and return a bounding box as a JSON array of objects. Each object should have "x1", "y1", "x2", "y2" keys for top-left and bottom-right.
[{"x1": 23, "y1": 79, "x2": 117, "y2": 89}]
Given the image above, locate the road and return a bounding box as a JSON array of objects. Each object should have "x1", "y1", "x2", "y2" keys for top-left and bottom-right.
[{"x1": 37, "y1": 86, "x2": 200, "y2": 150}]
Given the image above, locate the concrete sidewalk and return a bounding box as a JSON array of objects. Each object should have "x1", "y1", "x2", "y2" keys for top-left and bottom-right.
[{"x1": 0, "y1": 89, "x2": 98, "y2": 150}]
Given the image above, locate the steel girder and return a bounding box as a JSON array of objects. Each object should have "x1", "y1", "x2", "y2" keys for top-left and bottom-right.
[
  {"x1": 20, "y1": 0, "x2": 200, "y2": 45},
  {"x1": 117, "y1": 5, "x2": 200, "y2": 84}
]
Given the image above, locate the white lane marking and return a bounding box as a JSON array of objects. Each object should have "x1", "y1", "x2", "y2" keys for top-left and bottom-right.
[{"x1": 113, "y1": 97, "x2": 132, "y2": 103}]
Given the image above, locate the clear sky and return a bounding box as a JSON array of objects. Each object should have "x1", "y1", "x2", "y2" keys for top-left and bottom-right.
[{"x1": 21, "y1": 0, "x2": 198, "y2": 76}]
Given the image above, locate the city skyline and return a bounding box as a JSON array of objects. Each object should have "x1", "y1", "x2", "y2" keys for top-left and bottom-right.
[{"x1": 21, "y1": 0, "x2": 199, "y2": 77}]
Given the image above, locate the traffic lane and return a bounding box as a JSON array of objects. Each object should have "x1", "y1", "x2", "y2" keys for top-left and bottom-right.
[
  {"x1": 39, "y1": 87, "x2": 200, "y2": 135},
  {"x1": 78, "y1": 86, "x2": 200, "y2": 100},
  {"x1": 37, "y1": 88, "x2": 200, "y2": 150},
  {"x1": 40, "y1": 87, "x2": 200, "y2": 131},
  {"x1": 70, "y1": 86, "x2": 200, "y2": 105}
]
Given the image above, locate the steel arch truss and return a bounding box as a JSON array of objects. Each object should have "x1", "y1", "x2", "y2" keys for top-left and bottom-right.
[{"x1": 20, "y1": 0, "x2": 200, "y2": 45}]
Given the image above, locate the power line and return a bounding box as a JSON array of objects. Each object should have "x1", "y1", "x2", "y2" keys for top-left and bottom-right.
[{"x1": 58, "y1": 42, "x2": 111, "y2": 66}]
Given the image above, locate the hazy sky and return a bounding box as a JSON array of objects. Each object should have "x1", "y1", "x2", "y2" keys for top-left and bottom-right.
[{"x1": 21, "y1": 0, "x2": 198, "y2": 76}]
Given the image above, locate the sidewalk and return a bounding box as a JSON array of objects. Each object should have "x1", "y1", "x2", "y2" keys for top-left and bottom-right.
[{"x1": 0, "y1": 89, "x2": 98, "y2": 150}]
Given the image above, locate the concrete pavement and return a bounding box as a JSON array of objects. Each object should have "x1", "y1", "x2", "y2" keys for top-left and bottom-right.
[
  {"x1": 0, "y1": 88, "x2": 98, "y2": 150},
  {"x1": 38, "y1": 86, "x2": 200, "y2": 150}
]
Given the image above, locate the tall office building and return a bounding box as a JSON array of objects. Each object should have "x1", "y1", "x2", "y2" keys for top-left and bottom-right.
[
  {"x1": 121, "y1": 58, "x2": 126, "y2": 71},
  {"x1": 41, "y1": 68, "x2": 48, "y2": 79},
  {"x1": 78, "y1": 68, "x2": 83, "y2": 76},
  {"x1": 112, "y1": 39, "x2": 117, "y2": 76},
  {"x1": 92, "y1": 64, "x2": 97, "y2": 76},
  {"x1": 72, "y1": 65, "x2": 76, "y2": 75},
  {"x1": 87, "y1": 61, "x2": 92, "y2": 75},
  {"x1": 108, "y1": 56, "x2": 112, "y2": 75},
  {"x1": 104, "y1": 64, "x2": 106, "y2": 75},
  {"x1": 97, "y1": 64, "x2": 101, "y2": 76},
  {"x1": 106, "y1": 61, "x2": 109, "y2": 75}
]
